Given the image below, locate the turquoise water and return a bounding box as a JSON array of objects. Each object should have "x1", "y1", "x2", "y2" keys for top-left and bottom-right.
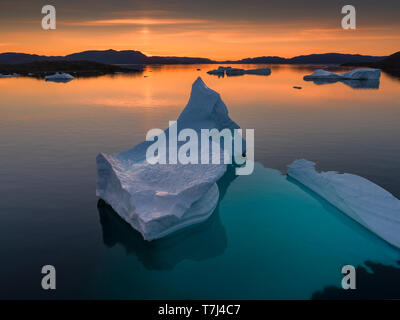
[
  {"x1": 92, "y1": 163, "x2": 400, "y2": 299},
  {"x1": 1, "y1": 65, "x2": 400, "y2": 299}
]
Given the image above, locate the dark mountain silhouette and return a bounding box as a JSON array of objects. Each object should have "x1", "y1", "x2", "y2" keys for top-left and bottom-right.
[
  {"x1": 146, "y1": 56, "x2": 214, "y2": 64},
  {"x1": 236, "y1": 53, "x2": 386, "y2": 64},
  {"x1": 343, "y1": 51, "x2": 400, "y2": 68},
  {"x1": 231, "y1": 56, "x2": 287, "y2": 64},
  {"x1": 0, "y1": 52, "x2": 63, "y2": 64},
  {"x1": 65, "y1": 49, "x2": 147, "y2": 64},
  {"x1": 0, "y1": 49, "x2": 390, "y2": 66}
]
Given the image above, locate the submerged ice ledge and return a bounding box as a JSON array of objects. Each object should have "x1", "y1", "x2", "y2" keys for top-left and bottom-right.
[
  {"x1": 287, "y1": 159, "x2": 400, "y2": 248},
  {"x1": 96, "y1": 77, "x2": 245, "y2": 241}
]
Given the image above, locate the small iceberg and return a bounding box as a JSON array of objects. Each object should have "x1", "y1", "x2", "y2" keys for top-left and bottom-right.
[
  {"x1": 97, "y1": 77, "x2": 245, "y2": 241},
  {"x1": 0, "y1": 73, "x2": 19, "y2": 78},
  {"x1": 207, "y1": 66, "x2": 226, "y2": 75},
  {"x1": 304, "y1": 68, "x2": 381, "y2": 81},
  {"x1": 207, "y1": 66, "x2": 271, "y2": 77},
  {"x1": 227, "y1": 68, "x2": 270, "y2": 76},
  {"x1": 45, "y1": 72, "x2": 74, "y2": 83},
  {"x1": 287, "y1": 159, "x2": 400, "y2": 248}
]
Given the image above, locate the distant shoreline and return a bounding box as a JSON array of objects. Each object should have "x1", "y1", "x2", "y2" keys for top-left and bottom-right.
[
  {"x1": 0, "y1": 49, "x2": 390, "y2": 66},
  {"x1": 1, "y1": 51, "x2": 399, "y2": 79},
  {"x1": 0, "y1": 60, "x2": 142, "y2": 78}
]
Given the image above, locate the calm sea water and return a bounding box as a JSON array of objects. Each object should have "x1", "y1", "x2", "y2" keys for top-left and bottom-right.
[{"x1": 1, "y1": 64, "x2": 400, "y2": 299}]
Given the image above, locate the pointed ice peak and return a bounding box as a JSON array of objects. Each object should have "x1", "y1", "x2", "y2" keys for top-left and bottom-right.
[
  {"x1": 191, "y1": 76, "x2": 218, "y2": 98},
  {"x1": 193, "y1": 76, "x2": 205, "y2": 86},
  {"x1": 178, "y1": 77, "x2": 238, "y2": 132}
]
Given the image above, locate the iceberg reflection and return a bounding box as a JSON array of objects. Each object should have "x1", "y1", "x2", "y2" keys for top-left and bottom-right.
[
  {"x1": 97, "y1": 165, "x2": 238, "y2": 270},
  {"x1": 308, "y1": 78, "x2": 380, "y2": 89}
]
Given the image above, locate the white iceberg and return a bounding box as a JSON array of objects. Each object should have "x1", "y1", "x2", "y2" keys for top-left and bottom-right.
[
  {"x1": 304, "y1": 68, "x2": 381, "y2": 81},
  {"x1": 45, "y1": 72, "x2": 74, "y2": 82},
  {"x1": 97, "y1": 77, "x2": 244, "y2": 241},
  {"x1": 287, "y1": 159, "x2": 400, "y2": 248}
]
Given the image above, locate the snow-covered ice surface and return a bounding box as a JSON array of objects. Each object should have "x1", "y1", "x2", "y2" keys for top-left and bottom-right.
[
  {"x1": 45, "y1": 72, "x2": 74, "y2": 82},
  {"x1": 287, "y1": 159, "x2": 400, "y2": 248},
  {"x1": 97, "y1": 77, "x2": 245, "y2": 241},
  {"x1": 304, "y1": 68, "x2": 381, "y2": 81}
]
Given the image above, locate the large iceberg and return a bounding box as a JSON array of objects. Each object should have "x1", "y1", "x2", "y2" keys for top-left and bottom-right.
[
  {"x1": 303, "y1": 68, "x2": 381, "y2": 81},
  {"x1": 97, "y1": 77, "x2": 245, "y2": 241},
  {"x1": 287, "y1": 159, "x2": 400, "y2": 248}
]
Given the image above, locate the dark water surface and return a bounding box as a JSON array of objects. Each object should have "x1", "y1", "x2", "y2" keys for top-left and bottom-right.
[{"x1": 1, "y1": 65, "x2": 400, "y2": 299}]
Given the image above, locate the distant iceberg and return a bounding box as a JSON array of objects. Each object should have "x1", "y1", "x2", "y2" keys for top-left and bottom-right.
[
  {"x1": 304, "y1": 68, "x2": 381, "y2": 81},
  {"x1": 207, "y1": 66, "x2": 271, "y2": 76},
  {"x1": 207, "y1": 66, "x2": 225, "y2": 75},
  {"x1": 0, "y1": 73, "x2": 19, "y2": 78},
  {"x1": 97, "y1": 77, "x2": 245, "y2": 241},
  {"x1": 226, "y1": 68, "x2": 271, "y2": 76},
  {"x1": 45, "y1": 72, "x2": 74, "y2": 82},
  {"x1": 287, "y1": 159, "x2": 400, "y2": 248}
]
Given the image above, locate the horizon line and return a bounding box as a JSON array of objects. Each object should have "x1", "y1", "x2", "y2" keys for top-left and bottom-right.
[{"x1": 0, "y1": 49, "x2": 395, "y2": 62}]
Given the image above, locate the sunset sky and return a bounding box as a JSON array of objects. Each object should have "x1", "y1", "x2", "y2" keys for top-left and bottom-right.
[{"x1": 0, "y1": 0, "x2": 399, "y2": 59}]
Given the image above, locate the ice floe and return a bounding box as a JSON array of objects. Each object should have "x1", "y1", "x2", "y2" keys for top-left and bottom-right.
[{"x1": 287, "y1": 159, "x2": 400, "y2": 248}]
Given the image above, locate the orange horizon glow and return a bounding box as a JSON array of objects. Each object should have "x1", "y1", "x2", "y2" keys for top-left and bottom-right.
[{"x1": 1, "y1": 17, "x2": 399, "y2": 59}]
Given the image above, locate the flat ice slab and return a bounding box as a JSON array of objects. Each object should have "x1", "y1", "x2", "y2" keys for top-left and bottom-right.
[
  {"x1": 97, "y1": 77, "x2": 244, "y2": 241},
  {"x1": 45, "y1": 72, "x2": 74, "y2": 82},
  {"x1": 304, "y1": 68, "x2": 381, "y2": 81},
  {"x1": 287, "y1": 159, "x2": 400, "y2": 248}
]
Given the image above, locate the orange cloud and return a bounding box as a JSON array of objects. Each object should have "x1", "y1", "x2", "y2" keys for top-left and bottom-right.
[
  {"x1": 61, "y1": 18, "x2": 208, "y2": 26},
  {"x1": 0, "y1": 14, "x2": 399, "y2": 59}
]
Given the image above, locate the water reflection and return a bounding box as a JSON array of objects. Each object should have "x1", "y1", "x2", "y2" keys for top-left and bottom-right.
[
  {"x1": 97, "y1": 165, "x2": 237, "y2": 270},
  {"x1": 383, "y1": 69, "x2": 400, "y2": 81},
  {"x1": 306, "y1": 78, "x2": 380, "y2": 89},
  {"x1": 45, "y1": 78, "x2": 74, "y2": 83},
  {"x1": 287, "y1": 174, "x2": 400, "y2": 299}
]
